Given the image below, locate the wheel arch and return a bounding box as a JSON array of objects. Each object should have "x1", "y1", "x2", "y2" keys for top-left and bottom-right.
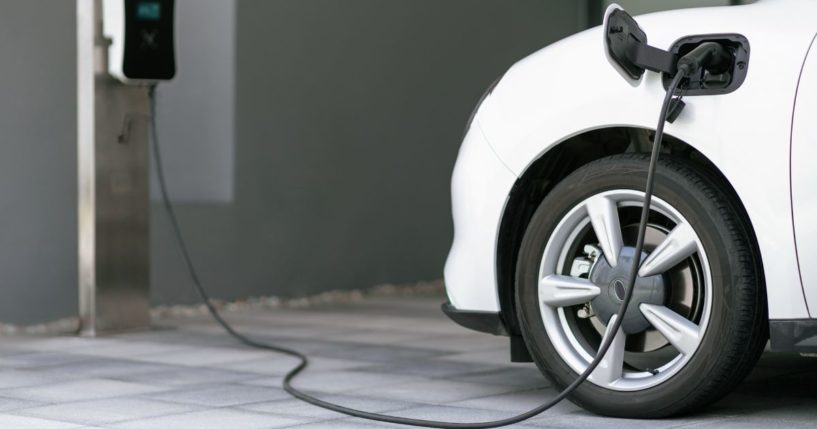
[{"x1": 495, "y1": 126, "x2": 765, "y2": 337}]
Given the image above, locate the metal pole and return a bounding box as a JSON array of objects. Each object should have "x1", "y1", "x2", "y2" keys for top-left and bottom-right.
[
  {"x1": 77, "y1": 0, "x2": 98, "y2": 335},
  {"x1": 78, "y1": 0, "x2": 151, "y2": 335}
]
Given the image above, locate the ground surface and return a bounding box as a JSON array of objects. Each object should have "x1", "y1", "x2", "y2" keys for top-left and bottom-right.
[{"x1": 0, "y1": 296, "x2": 814, "y2": 428}]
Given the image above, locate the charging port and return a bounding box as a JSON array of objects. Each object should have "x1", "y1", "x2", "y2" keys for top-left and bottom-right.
[{"x1": 662, "y1": 34, "x2": 750, "y2": 96}]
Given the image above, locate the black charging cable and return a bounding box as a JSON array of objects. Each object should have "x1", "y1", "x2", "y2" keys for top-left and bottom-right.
[{"x1": 148, "y1": 66, "x2": 689, "y2": 428}]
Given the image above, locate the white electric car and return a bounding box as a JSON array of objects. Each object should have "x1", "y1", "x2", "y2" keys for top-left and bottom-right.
[{"x1": 443, "y1": 0, "x2": 817, "y2": 418}]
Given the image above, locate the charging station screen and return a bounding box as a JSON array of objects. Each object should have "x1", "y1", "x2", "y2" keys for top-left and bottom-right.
[
  {"x1": 136, "y1": 1, "x2": 161, "y2": 21},
  {"x1": 123, "y1": 0, "x2": 175, "y2": 80}
]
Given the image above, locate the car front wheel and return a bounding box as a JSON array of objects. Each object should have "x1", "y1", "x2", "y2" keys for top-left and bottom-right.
[{"x1": 515, "y1": 154, "x2": 767, "y2": 418}]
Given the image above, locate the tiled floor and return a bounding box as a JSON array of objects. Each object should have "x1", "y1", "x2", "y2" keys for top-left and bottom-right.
[{"x1": 0, "y1": 296, "x2": 815, "y2": 428}]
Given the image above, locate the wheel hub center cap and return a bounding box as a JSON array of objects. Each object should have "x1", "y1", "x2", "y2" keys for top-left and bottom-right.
[
  {"x1": 590, "y1": 247, "x2": 666, "y2": 334},
  {"x1": 611, "y1": 279, "x2": 627, "y2": 302}
]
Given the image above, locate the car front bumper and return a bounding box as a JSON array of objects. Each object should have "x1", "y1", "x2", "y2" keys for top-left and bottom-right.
[{"x1": 443, "y1": 121, "x2": 517, "y2": 320}]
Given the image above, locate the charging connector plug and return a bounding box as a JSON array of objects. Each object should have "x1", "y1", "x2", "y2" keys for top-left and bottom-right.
[
  {"x1": 677, "y1": 42, "x2": 732, "y2": 76},
  {"x1": 666, "y1": 43, "x2": 729, "y2": 125}
]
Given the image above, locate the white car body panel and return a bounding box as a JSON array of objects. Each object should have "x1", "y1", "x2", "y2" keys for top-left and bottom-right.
[
  {"x1": 445, "y1": 0, "x2": 817, "y2": 320},
  {"x1": 791, "y1": 35, "x2": 817, "y2": 315}
]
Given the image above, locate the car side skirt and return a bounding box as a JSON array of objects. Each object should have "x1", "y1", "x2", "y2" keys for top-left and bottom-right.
[{"x1": 769, "y1": 319, "x2": 817, "y2": 353}]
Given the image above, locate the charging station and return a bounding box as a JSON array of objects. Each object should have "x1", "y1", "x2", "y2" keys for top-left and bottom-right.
[{"x1": 76, "y1": 0, "x2": 175, "y2": 334}]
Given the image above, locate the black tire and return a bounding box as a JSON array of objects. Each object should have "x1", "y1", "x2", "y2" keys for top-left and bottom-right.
[{"x1": 515, "y1": 154, "x2": 768, "y2": 418}]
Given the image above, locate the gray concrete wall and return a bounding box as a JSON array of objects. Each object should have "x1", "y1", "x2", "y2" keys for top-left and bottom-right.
[
  {"x1": 150, "y1": 0, "x2": 587, "y2": 305},
  {"x1": 151, "y1": 0, "x2": 236, "y2": 204},
  {"x1": 0, "y1": 1, "x2": 78, "y2": 324},
  {"x1": 602, "y1": 0, "x2": 751, "y2": 15},
  {"x1": 149, "y1": 0, "x2": 239, "y2": 306}
]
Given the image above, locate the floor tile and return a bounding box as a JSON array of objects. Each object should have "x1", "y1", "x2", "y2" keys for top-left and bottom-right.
[
  {"x1": 17, "y1": 397, "x2": 199, "y2": 425},
  {"x1": 311, "y1": 344, "x2": 446, "y2": 363},
  {"x1": 283, "y1": 370, "x2": 420, "y2": 394},
  {"x1": 110, "y1": 409, "x2": 304, "y2": 429},
  {"x1": 386, "y1": 404, "x2": 511, "y2": 423},
  {"x1": 218, "y1": 355, "x2": 302, "y2": 376},
  {"x1": 285, "y1": 417, "x2": 395, "y2": 428},
  {"x1": 127, "y1": 346, "x2": 271, "y2": 367},
  {"x1": 0, "y1": 379, "x2": 167, "y2": 403},
  {"x1": 0, "y1": 369, "x2": 77, "y2": 389},
  {"x1": 356, "y1": 359, "x2": 503, "y2": 378},
  {"x1": 69, "y1": 341, "x2": 195, "y2": 359},
  {"x1": 224, "y1": 355, "x2": 366, "y2": 376},
  {"x1": 448, "y1": 366, "x2": 550, "y2": 388},
  {"x1": 115, "y1": 366, "x2": 259, "y2": 387},
  {"x1": 34, "y1": 358, "x2": 175, "y2": 380},
  {"x1": 150, "y1": 383, "x2": 289, "y2": 407},
  {"x1": 449, "y1": 388, "x2": 576, "y2": 414},
  {"x1": 357, "y1": 379, "x2": 519, "y2": 403},
  {"x1": 0, "y1": 352, "x2": 90, "y2": 369},
  {"x1": 0, "y1": 396, "x2": 44, "y2": 412},
  {"x1": 0, "y1": 413, "x2": 81, "y2": 429},
  {"x1": 240, "y1": 393, "x2": 416, "y2": 420}
]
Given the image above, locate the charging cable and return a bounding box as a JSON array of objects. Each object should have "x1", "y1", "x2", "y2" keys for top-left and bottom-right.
[{"x1": 149, "y1": 63, "x2": 690, "y2": 427}]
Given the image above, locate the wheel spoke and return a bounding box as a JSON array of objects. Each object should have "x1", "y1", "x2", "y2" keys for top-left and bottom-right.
[
  {"x1": 638, "y1": 222, "x2": 698, "y2": 277},
  {"x1": 640, "y1": 304, "x2": 701, "y2": 356},
  {"x1": 586, "y1": 195, "x2": 624, "y2": 268},
  {"x1": 539, "y1": 275, "x2": 601, "y2": 307},
  {"x1": 590, "y1": 314, "x2": 626, "y2": 385}
]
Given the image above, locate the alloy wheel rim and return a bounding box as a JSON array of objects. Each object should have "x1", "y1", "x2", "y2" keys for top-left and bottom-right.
[{"x1": 537, "y1": 189, "x2": 712, "y2": 391}]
